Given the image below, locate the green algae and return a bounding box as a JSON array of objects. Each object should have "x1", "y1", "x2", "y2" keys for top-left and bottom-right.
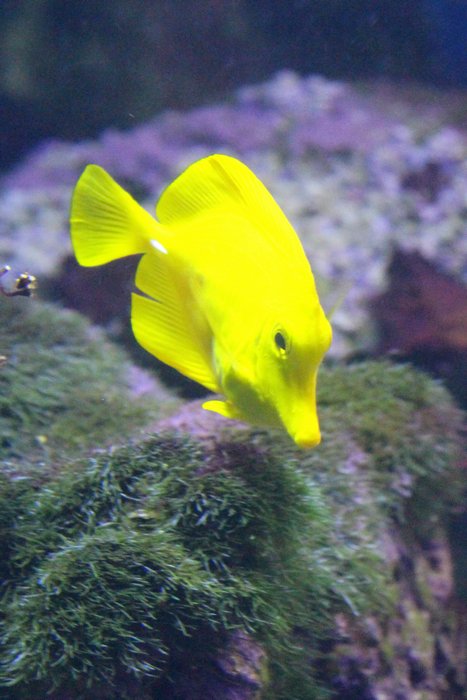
[
  {"x1": 0, "y1": 433, "x2": 388, "y2": 699},
  {"x1": 0, "y1": 297, "x2": 174, "y2": 467},
  {"x1": 314, "y1": 362, "x2": 463, "y2": 526},
  {"x1": 0, "y1": 311, "x2": 463, "y2": 700}
]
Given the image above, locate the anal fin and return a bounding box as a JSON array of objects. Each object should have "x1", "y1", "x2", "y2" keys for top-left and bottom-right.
[{"x1": 131, "y1": 253, "x2": 219, "y2": 393}]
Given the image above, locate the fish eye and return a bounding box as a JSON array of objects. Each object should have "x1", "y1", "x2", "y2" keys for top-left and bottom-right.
[
  {"x1": 274, "y1": 332, "x2": 286, "y2": 350},
  {"x1": 274, "y1": 329, "x2": 290, "y2": 357}
]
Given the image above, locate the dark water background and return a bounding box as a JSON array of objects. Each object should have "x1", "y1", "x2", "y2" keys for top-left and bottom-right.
[{"x1": 1, "y1": 0, "x2": 466, "y2": 170}]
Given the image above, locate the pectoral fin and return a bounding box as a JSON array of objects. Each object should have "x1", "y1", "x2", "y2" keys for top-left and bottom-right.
[{"x1": 202, "y1": 399, "x2": 241, "y2": 420}]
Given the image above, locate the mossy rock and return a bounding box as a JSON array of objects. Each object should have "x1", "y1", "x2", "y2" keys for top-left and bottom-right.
[
  {"x1": 0, "y1": 436, "x2": 345, "y2": 699},
  {"x1": 0, "y1": 352, "x2": 464, "y2": 698},
  {"x1": 0, "y1": 296, "x2": 178, "y2": 470},
  {"x1": 315, "y1": 362, "x2": 464, "y2": 525}
]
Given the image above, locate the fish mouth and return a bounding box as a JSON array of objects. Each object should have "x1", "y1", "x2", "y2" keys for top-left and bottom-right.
[
  {"x1": 292, "y1": 429, "x2": 321, "y2": 449},
  {"x1": 280, "y1": 401, "x2": 322, "y2": 449}
]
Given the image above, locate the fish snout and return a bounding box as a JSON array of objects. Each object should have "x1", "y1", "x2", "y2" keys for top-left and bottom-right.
[
  {"x1": 281, "y1": 373, "x2": 322, "y2": 449},
  {"x1": 292, "y1": 427, "x2": 321, "y2": 449},
  {"x1": 280, "y1": 399, "x2": 322, "y2": 449}
]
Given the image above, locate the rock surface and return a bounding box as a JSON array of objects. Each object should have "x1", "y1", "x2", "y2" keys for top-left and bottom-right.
[
  {"x1": 0, "y1": 298, "x2": 464, "y2": 699},
  {"x1": 372, "y1": 248, "x2": 467, "y2": 409}
]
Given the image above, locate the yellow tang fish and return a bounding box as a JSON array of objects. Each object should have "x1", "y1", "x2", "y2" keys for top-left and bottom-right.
[{"x1": 70, "y1": 155, "x2": 332, "y2": 448}]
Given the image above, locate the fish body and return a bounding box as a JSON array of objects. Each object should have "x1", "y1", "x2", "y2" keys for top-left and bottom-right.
[{"x1": 70, "y1": 154, "x2": 331, "y2": 448}]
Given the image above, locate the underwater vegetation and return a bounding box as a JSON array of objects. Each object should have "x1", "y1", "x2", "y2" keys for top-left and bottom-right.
[
  {"x1": 0, "y1": 295, "x2": 175, "y2": 470},
  {"x1": 0, "y1": 288, "x2": 464, "y2": 698}
]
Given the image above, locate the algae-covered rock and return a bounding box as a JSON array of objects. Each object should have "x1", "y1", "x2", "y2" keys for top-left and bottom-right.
[
  {"x1": 0, "y1": 342, "x2": 464, "y2": 698},
  {"x1": 0, "y1": 295, "x2": 178, "y2": 470}
]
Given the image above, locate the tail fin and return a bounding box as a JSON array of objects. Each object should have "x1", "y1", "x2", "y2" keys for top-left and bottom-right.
[{"x1": 70, "y1": 165, "x2": 158, "y2": 266}]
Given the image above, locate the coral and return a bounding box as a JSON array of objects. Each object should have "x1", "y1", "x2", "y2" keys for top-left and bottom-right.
[
  {"x1": 2, "y1": 0, "x2": 465, "y2": 170},
  {"x1": 0, "y1": 359, "x2": 464, "y2": 699},
  {"x1": 1, "y1": 72, "x2": 466, "y2": 357}
]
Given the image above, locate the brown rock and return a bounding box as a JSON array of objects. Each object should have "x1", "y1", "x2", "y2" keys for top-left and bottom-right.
[
  {"x1": 371, "y1": 248, "x2": 467, "y2": 407},
  {"x1": 373, "y1": 248, "x2": 467, "y2": 354}
]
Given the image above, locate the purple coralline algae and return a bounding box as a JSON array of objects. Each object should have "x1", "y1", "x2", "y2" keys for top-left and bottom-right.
[{"x1": 1, "y1": 71, "x2": 466, "y2": 356}]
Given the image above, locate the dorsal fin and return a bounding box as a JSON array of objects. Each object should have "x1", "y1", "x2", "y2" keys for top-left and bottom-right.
[{"x1": 156, "y1": 154, "x2": 308, "y2": 265}]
